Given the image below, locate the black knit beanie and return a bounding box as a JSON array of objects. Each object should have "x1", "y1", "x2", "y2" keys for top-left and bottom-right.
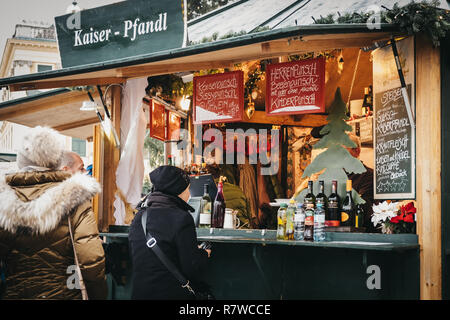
[{"x1": 149, "y1": 165, "x2": 190, "y2": 196}]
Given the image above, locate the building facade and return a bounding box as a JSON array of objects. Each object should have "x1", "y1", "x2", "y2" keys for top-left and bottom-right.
[{"x1": 0, "y1": 21, "x2": 91, "y2": 164}]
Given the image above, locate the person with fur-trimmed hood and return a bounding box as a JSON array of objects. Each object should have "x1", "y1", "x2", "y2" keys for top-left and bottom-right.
[{"x1": 0, "y1": 126, "x2": 107, "y2": 299}]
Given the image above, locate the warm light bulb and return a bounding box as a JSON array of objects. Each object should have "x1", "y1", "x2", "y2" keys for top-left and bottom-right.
[
  {"x1": 245, "y1": 101, "x2": 255, "y2": 119},
  {"x1": 251, "y1": 89, "x2": 258, "y2": 100},
  {"x1": 180, "y1": 95, "x2": 191, "y2": 111}
]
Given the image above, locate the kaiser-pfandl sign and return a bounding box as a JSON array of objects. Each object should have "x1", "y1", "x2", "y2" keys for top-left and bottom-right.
[{"x1": 55, "y1": 0, "x2": 187, "y2": 68}]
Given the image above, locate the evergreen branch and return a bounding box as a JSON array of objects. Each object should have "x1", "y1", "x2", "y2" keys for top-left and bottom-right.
[{"x1": 312, "y1": 1, "x2": 450, "y2": 46}]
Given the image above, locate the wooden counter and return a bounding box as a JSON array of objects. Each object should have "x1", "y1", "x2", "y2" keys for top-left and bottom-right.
[{"x1": 101, "y1": 227, "x2": 419, "y2": 299}]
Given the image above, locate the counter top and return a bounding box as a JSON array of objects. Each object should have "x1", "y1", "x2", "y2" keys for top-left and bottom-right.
[
  {"x1": 196, "y1": 236, "x2": 418, "y2": 251},
  {"x1": 101, "y1": 227, "x2": 419, "y2": 252}
]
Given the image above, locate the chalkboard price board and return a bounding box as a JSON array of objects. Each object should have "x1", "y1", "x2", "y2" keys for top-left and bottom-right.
[{"x1": 374, "y1": 85, "x2": 415, "y2": 199}]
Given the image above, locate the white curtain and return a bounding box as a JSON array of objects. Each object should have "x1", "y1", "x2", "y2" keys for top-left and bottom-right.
[{"x1": 113, "y1": 77, "x2": 148, "y2": 225}]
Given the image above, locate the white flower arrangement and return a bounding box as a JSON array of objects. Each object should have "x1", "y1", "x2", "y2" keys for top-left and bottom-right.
[{"x1": 371, "y1": 201, "x2": 399, "y2": 228}]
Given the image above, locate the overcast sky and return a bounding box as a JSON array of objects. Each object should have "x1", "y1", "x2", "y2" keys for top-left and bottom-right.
[{"x1": 0, "y1": 0, "x2": 124, "y2": 54}]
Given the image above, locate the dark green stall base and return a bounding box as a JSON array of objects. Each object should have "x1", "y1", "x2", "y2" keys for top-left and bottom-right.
[{"x1": 100, "y1": 228, "x2": 419, "y2": 300}]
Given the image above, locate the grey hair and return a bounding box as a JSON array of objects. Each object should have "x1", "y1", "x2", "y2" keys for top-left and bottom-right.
[{"x1": 59, "y1": 151, "x2": 80, "y2": 169}]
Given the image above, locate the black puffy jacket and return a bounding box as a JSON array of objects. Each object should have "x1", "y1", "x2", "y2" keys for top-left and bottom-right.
[{"x1": 128, "y1": 192, "x2": 209, "y2": 300}]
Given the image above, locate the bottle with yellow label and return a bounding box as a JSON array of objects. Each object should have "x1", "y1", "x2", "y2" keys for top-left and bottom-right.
[
  {"x1": 355, "y1": 203, "x2": 364, "y2": 229},
  {"x1": 341, "y1": 180, "x2": 354, "y2": 227},
  {"x1": 277, "y1": 203, "x2": 288, "y2": 240},
  {"x1": 285, "y1": 200, "x2": 296, "y2": 240}
]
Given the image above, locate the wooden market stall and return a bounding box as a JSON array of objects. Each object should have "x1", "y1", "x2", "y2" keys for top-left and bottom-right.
[{"x1": 0, "y1": 0, "x2": 448, "y2": 300}]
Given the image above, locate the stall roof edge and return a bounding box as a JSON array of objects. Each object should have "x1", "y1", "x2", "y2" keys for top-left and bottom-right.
[
  {"x1": 0, "y1": 88, "x2": 103, "y2": 140},
  {"x1": 0, "y1": 88, "x2": 69, "y2": 110},
  {"x1": 0, "y1": 23, "x2": 401, "y2": 89}
]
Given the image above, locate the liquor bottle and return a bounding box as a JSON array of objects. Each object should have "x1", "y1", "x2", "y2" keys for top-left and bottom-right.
[
  {"x1": 341, "y1": 180, "x2": 354, "y2": 227},
  {"x1": 201, "y1": 162, "x2": 207, "y2": 174},
  {"x1": 314, "y1": 203, "x2": 326, "y2": 242},
  {"x1": 355, "y1": 203, "x2": 365, "y2": 229},
  {"x1": 167, "y1": 155, "x2": 173, "y2": 166},
  {"x1": 294, "y1": 203, "x2": 305, "y2": 241},
  {"x1": 199, "y1": 184, "x2": 212, "y2": 228},
  {"x1": 285, "y1": 200, "x2": 296, "y2": 240},
  {"x1": 362, "y1": 85, "x2": 373, "y2": 116},
  {"x1": 316, "y1": 180, "x2": 328, "y2": 210},
  {"x1": 212, "y1": 177, "x2": 226, "y2": 228},
  {"x1": 304, "y1": 203, "x2": 314, "y2": 241},
  {"x1": 304, "y1": 180, "x2": 316, "y2": 207},
  {"x1": 277, "y1": 203, "x2": 288, "y2": 240},
  {"x1": 303, "y1": 180, "x2": 315, "y2": 241},
  {"x1": 326, "y1": 180, "x2": 341, "y2": 227}
]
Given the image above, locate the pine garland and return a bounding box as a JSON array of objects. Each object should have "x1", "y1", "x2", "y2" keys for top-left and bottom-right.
[
  {"x1": 312, "y1": 0, "x2": 450, "y2": 46},
  {"x1": 288, "y1": 50, "x2": 339, "y2": 62},
  {"x1": 146, "y1": 74, "x2": 192, "y2": 100},
  {"x1": 244, "y1": 63, "x2": 264, "y2": 101}
]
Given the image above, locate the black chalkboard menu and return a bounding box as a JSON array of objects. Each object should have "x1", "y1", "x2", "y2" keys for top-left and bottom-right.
[{"x1": 374, "y1": 85, "x2": 415, "y2": 199}]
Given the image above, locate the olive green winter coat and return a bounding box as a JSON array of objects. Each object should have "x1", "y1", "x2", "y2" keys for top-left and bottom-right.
[
  {"x1": 0, "y1": 170, "x2": 107, "y2": 300},
  {"x1": 222, "y1": 182, "x2": 252, "y2": 228}
]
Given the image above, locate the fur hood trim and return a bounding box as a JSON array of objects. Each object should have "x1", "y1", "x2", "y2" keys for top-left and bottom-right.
[
  {"x1": 16, "y1": 126, "x2": 65, "y2": 170},
  {"x1": 0, "y1": 173, "x2": 101, "y2": 235}
]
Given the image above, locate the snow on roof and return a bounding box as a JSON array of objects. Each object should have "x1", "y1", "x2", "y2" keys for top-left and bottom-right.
[
  {"x1": 272, "y1": 0, "x2": 443, "y2": 28},
  {"x1": 188, "y1": 0, "x2": 300, "y2": 43},
  {"x1": 188, "y1": 0, "x2": 450, "y2": 42}
]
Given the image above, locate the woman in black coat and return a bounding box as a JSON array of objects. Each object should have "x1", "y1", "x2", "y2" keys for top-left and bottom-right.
[{"x1": 129, "y1": 166, "x2": 211, "y2": 300}]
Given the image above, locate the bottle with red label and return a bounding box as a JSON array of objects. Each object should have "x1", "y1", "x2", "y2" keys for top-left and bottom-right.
[
  {"x1": 212, "y1": 176, "x2": 226, "y2": 228},
  {"x1": 303, "y1": 181, "x2": 315, "y2": 241},
  {"x1": 326, "y1": 180, "x2": 341, "y2": 227}
]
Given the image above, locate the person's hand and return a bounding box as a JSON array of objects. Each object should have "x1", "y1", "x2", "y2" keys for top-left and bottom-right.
[{"x1": 198, "y1": 243, "x2": 212, "y2": 257}]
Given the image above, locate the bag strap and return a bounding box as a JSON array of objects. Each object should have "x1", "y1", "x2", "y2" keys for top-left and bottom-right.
[
  {"x1": 141, "y1": 208, "x2": 195, "y2": 295},
  {"x1": 68, "y1": 216, "x2": 89, "y2": 300}
]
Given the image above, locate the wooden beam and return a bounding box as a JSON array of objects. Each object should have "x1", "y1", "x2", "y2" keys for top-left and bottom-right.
[
  {"x1": 0, "y1": 93, "x2": 89, "y2": 120},
  {"x1": 416, "y1": 34, "x2": 442, "y2": 300},
  {"x1": 8, "y1": 77, "x2": 126, "y2": 92},
  {"x1": 121, "y1": 36, "x2": 389, "y2": 79},
  {"x1": 244, "y1": 110, "x2": 327, "y2": 127},
  {"x1": 300, "y1": 32, "x2": 393, "y2": 41},
  {"x1": 260, "y1": 38, "x2": 379, "y2": 56},
  {"x1": 52, "y1": 117, "x2": 99, "y2": 131},
  {"x1": 214, "y1": 39, "x2": 377, "y2": 68},
  {"x1": 99, "y1": 85, "x2": 122, "y2": 231},
  {"x1": 92, "y1": 124, "x2": 103, "y2": 227},
  {"x1": 117, "y1": 60, "x2": 235, "y2": 78}
]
